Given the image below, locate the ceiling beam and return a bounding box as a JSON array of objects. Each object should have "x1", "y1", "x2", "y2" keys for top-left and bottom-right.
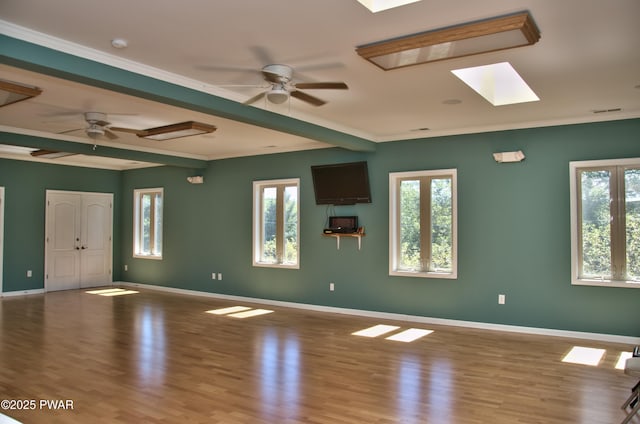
[
  {"x1": 0, "y1": 131, "x2": 209, "y2": 169},
  {"x1": 0, "y1": 34, "x2": 377, "y2": 154}
]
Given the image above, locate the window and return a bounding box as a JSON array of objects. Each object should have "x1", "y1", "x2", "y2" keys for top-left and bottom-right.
[
  {"x1": 389, "y1": 169, "x2": 457, "y2": 278},
  {"x1": 133, "y1": 188, "x2": 163, "y2": 259},
  {"x1": 253, "y1": 179, "x2": 299, "y2": 269},
  {"x1": 570, "y1": 158, "x2": 640, "y2": 288}
]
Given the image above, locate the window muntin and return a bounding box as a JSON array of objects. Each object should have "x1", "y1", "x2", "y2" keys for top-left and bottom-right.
[
  {"x1": 390, "y1": 169, "x2": 457, "y2": 278},
  {"x1": 570, "y1": 159, "x2": 640, "y2": 287},
  {"x1": 253, "y1": 179, "x2": 299, "y2": 268},
  {"x1": 134, "y1": 188, "x2": 163, "y2": 259}
]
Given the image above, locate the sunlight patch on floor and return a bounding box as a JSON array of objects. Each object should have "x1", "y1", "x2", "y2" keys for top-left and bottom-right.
[
  {"x1": 352, "y1": 324, "x2": 433, "y2": 342},
  {"x1": 352, "y1": 324, "x2": 400, "y2": 338},
  {"x1": 227, "y1": 309, "x2": 273, "y2": 319},
  {"x1": 562, "y1": 346, "x2": 606, "y2": 366},
  {"x1": 385, "y1": 328, "x2": 433, "y2": 342},
  {"x1": 616, "y1": 351, "x2": 633, "y2": 370},
  {"x1": 86, "y1": 288, "x2": 139, "y2": 296},
  {"x1": 206, "y1": 306, "x2": 273, "y2": 319},
  {"x1": 206, "y1": 306, "x2": 252, "y2": 315}
]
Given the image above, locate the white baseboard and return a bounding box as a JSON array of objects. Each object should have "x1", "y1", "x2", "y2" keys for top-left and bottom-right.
[
  {"x1": 117, "y1": 281, "x2": 640, "y2": 345},
  {"x1": 0, "y1": 288, "x2": 45, "y2": 297}
]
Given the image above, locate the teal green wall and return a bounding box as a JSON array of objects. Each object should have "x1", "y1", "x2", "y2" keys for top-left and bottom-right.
[
  {"x1": 119, "y1": 119, "x2": 640, "y2": 337},
  {"x1": 2, "y1": 119, "x2": 639, "y2": 336},
  {"x1": 0, "y1": 158, "x2": 123, "y2": 292}
]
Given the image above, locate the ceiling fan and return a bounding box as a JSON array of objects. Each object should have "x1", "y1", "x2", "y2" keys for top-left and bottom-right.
[
  {"x1": 59, "y1": 111, "x2": 127, "y2": 140},
  {"x1": 243, "y1": 64, "x2": 348, "y2": 107}
]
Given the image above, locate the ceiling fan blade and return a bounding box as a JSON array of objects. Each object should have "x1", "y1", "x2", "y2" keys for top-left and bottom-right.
[
  {"x1": 294, "y1": 82, "x2": 348, "y2": 90},
  {"x1": 262, "y1": 69, "x2": 282, "y2": 84},
  {"x1": 104, "y1": 129, "x2": 119, "y2": 140},
  {"x1": 250, "y1": 46, "x2": 276, "y2": 65},
  {"x1": 290, "y1": 90, "x2": 326, "y2": 107},
  {"x1": 58, "y1": 127, "x2": 84, "y2": 135},
  {"x1": 110, "y1": 126, "x2": 145, "y2": 136},
  {"x1": 244, "y1": 91, "x2": 267, "y2": 105}
]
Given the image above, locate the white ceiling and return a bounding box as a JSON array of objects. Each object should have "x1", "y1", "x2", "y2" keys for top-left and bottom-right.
[{"x1": 0, "y1": 0, "x2": 639, "y2": 169}]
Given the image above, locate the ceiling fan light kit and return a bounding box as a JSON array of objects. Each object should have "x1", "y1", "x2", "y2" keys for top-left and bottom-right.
[
  {"x1": 355, "y1": 11, "x2": 540, "y2": 70},
  {"x1": 266, "y1": 86, "x2": 290, "y2": 104}
]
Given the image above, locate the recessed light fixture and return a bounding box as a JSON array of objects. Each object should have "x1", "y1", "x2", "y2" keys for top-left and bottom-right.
[
  {"x1": 111, "y1": 38, "x2": 128, "y2": 49},
  {"x1": 356, "y1": 0, "x2": 421, "y2": 13},
  {"x1": 356, "y1": 11, "x2": 540, "y2": 70},
  {"x1": 451, "y1": 62, "x2": 539, "y2": 106},
  {"x1": 442, "y1": 99, "x2": 462, "y2": 105}
]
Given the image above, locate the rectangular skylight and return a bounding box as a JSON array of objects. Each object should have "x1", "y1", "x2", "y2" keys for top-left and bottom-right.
[
  {"x1": 356, "y1": 0, "x2": 421, "y2": 13},
  {"x1": 451, "y1": 62, "x2": 539, "y2": 106},
  {"x1": 385, "y1": 328, "x2": 433, "y2": 342},
  {"x1": 562, "y1": 346, "x2": 606, "y2": 366},
  {"x1": 352, "y1": 324, "x2": 400, "y2": 337}
]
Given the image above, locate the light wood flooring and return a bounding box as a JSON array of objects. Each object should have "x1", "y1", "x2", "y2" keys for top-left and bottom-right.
[{"x1": 0, "y1": 288, "x2": 638, "y2": 424}]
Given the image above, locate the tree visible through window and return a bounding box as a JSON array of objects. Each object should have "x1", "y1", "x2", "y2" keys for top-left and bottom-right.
[
  {"x1": 253, "y1": 179, "x2": 299, "y2": 268},
  {"x1": 571, "y1": 159, "x2": 640, "y2": 287},
  {"x1": 390, "y1": 169, "x2": 457, "y2": 278},
  {"x1": 134, "y1": 188, "x2": 163, "y2": 259}
]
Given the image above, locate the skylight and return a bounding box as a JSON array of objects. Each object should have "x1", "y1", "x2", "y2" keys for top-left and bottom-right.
[
  {"x1": 451, "y1": 62, "x2": 539, "y2": 106},
  {"x1": 356, "y1": 0, "x2": 421, "y2": 13}
]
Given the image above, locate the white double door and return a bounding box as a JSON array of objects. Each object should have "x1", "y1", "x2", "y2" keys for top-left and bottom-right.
[{"x1": 45, "y1": 190, "x2": 113, "y2": 291}]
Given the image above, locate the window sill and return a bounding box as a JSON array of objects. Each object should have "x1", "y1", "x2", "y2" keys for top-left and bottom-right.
[
  {"x1": 253, "y1": 262, "x2": 299, "y2": 270},
  {"x1": 133, "y1": 254, "x2": 163, "y2": 260},
  {"x1": 390, "y1": 270, "x2": 457, "y2": 279},
  {"x1": 572, "y1": 279, "x2": 640, "y2": 289}
]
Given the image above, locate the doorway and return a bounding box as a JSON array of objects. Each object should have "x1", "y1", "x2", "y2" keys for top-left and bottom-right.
[{"x1": 45, "y1": 190, "x2": 113, "y2": 291}]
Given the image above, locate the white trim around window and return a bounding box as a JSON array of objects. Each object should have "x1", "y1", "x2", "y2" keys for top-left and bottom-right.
[
  {"x1": 252, "y1": 178, "x2": 300, "y2": 269},
  {"x1": 389, "y1": 169, "x2": 457, "y2": 279},
  {"x1": 133, "y1": 187, "x2": 164, "y2": 260},
  {"x1": 570, "y1": 157, "x2": 640, "y2": 288}
]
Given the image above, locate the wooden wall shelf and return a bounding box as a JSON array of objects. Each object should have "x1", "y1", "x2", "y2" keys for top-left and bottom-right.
[{"x1": 322, "y1": 233, "x2": 365, "y2": 250}]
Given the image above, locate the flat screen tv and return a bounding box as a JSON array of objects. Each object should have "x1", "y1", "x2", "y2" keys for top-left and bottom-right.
[{"x1": 311, "y1": 161, "x2": 372, "y2": 205}]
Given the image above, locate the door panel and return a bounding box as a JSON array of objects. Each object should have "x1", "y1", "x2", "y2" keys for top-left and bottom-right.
[
  {"x1": 46, "y1": 193, "x2": 81, "y2": 291},
  {"x1": 80, "y1": 194, "x2": 112, "y2": 287},
  {"x1": 46, "y1": 191, "x2": 112, "y2": 291}
]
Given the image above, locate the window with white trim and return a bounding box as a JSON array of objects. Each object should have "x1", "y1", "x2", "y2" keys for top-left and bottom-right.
[
  {"x1": 133, "y1": 188, "x2": 163, "y2": 259},
  {"x1": 253, "y1": 179, "x2": 299, "y2": 269},
  {"x1": 389, "y1": 169, "x2": 457, "y2": 278},
  {"x1": 570, "y1": 158, "x2": 640, "y2": 288}
]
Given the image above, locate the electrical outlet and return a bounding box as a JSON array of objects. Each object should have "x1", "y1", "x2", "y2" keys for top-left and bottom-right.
[
  {"x1": 27, "y1": 270, "x2": 32, "y2": 278},
  {"x1": 329, "y1": 282, "x2": 335, "y2": 291},
  {"x1": 218, "y1": 273, "x2": 223, "y2": 281},
  {"x1": 498, "y1": 294, "x2": 506, "y2": 305},
  {"x1": 211, "y1": 272, "x2": 216, "y2": 280},
  {"x1": 124, "y1": 265, "x2": 128, "y2": 271}
]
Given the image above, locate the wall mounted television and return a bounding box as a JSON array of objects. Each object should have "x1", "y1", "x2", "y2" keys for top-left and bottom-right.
[{"x1": 311, "y1": 161, "x2": 372, "y2": 205}]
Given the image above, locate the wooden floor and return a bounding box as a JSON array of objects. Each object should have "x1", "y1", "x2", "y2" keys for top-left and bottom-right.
[{"x1": 0, "y1": 288, "x2": 637, "y2": 424}]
